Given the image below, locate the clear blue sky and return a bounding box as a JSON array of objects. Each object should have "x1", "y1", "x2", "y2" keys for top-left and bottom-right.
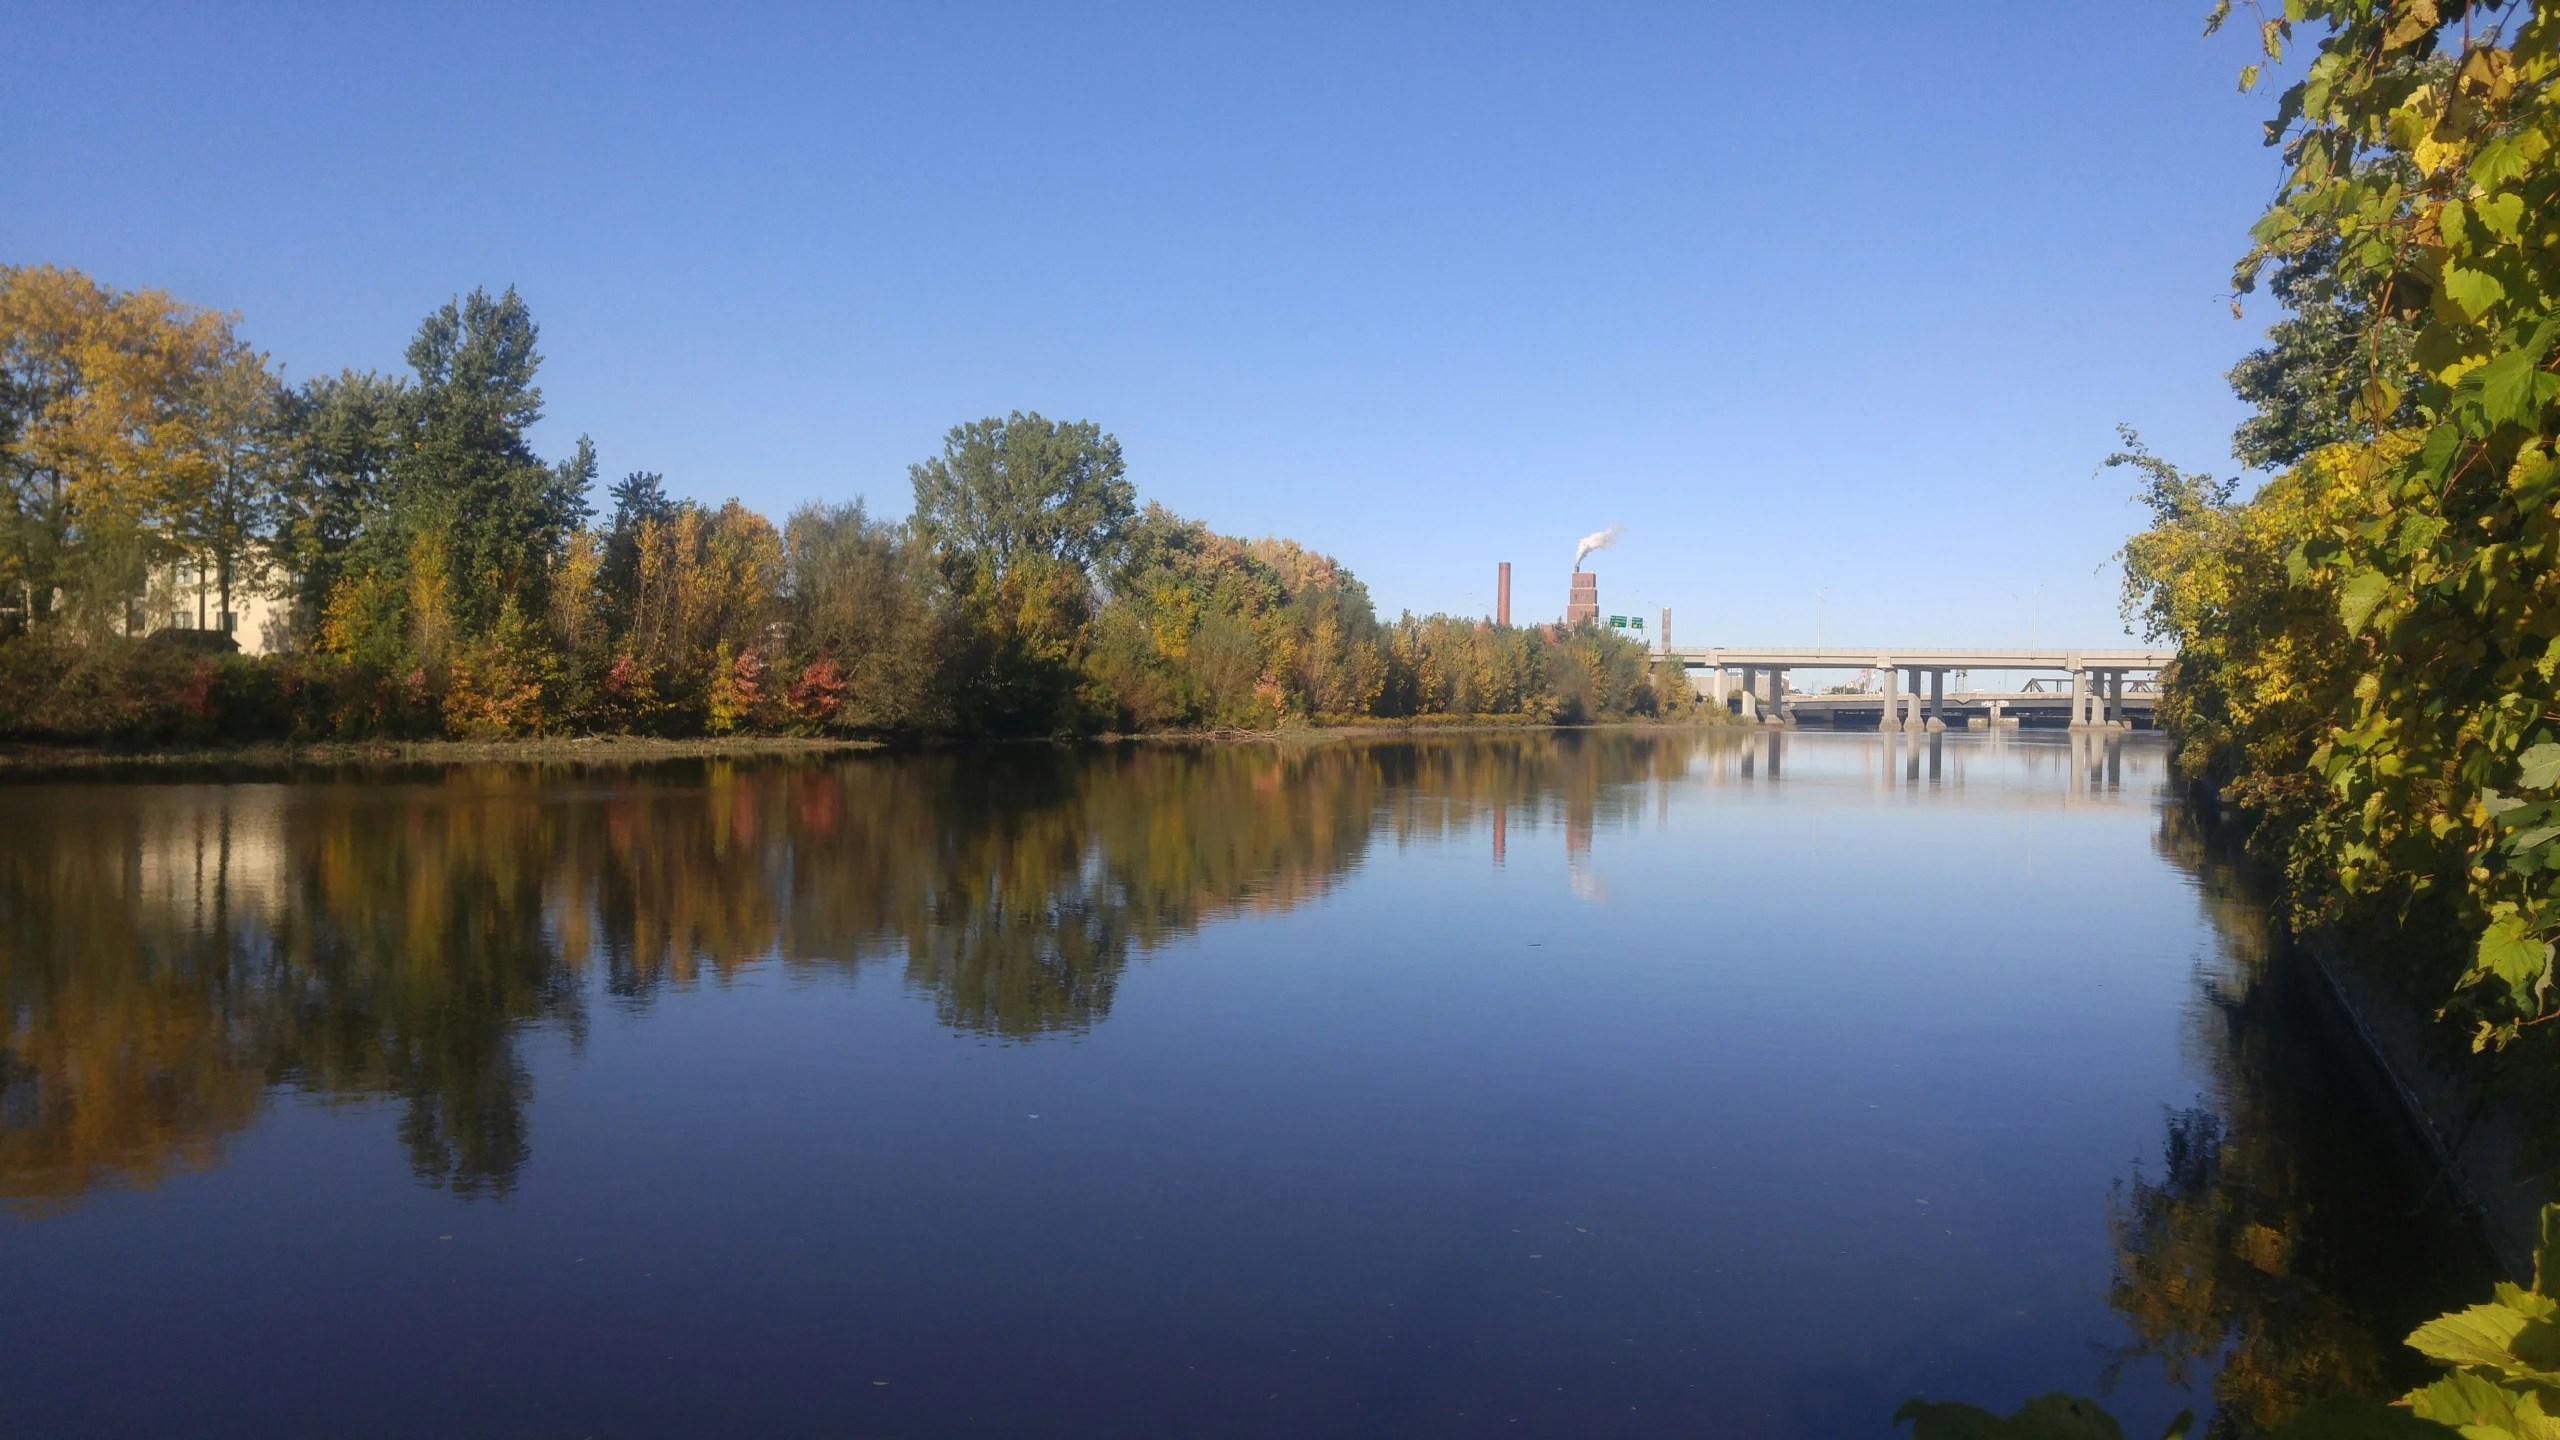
[{"x1": 3, "y1": 3, "x2": 2284, "y2": 648}]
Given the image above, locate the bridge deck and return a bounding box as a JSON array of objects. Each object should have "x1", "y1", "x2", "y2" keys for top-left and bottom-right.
[
  {"x1": 1775, "y1": 689, "x2": 2154, "y2": 709},
  {"x1": 1666, "y1": 647, "x2": 2172, "y2": 671}
]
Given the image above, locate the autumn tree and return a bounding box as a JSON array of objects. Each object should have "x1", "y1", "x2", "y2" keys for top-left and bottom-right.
[
  {"x1": 783, "y1": 500, "x2": 952, "y2": 731},
  {"x1": 0, "y1": 265, "x2": 246, "y2": 630},
  {"x1": 2128, "y1": 3, "x2": 2560, "y2": 1044},
  {"x1": 622, "y1": 500, "x2": 782, "y2": 731},
  {"x1": 164, "y1": 337, "x2": 292, "y2": 638}
]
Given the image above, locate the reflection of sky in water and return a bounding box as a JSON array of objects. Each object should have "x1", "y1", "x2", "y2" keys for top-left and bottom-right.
[{"x1": 0, "y1": 734, "x2": 2482, "y2": 1438}]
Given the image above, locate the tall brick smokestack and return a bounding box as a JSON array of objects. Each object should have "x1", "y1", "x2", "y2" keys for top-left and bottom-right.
[{"x1": 1497, "y1": 562, "x2": 1511, "y2": 626}]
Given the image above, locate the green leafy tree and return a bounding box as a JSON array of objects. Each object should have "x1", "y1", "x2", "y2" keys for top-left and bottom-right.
[
  {"x1": 388, "y1": 287, "x2": 592, "y2": 633},
  {"x1": 279, "y1": 369, "x2": 406, "y2": 635},
  {"x1": 908, "y1": 411, "x2": 1134, "y2": 580},
  {"x1": 782, "y1": 500, "x2": 954, "y2": 732},
  {"x1": 2229, "y1": 238, "x2": 2424, "y2": 470},
  {"x1": 601, "y1": 468, "x2": 673, "y2": 626},
  {"x1": 166, "y1": 338, "x2": 293, "y2": 639}
]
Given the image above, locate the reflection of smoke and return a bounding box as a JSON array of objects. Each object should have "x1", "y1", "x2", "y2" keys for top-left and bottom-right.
[{"x1": 1573, "y1": 524, "x2": 1624, "y2": 571}]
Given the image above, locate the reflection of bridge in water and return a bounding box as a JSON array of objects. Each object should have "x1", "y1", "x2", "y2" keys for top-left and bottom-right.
[
  {"x1": 1722, "y1": 726, "x2": 2155, "y2": 795},
  {"x1": 1665, "y1": 647, "x2": 2176, "y2": 730}
]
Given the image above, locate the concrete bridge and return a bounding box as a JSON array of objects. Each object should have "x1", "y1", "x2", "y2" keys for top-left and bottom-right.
[{"x1": 1664, "y1": 647, "x2": 2175, "y2": 731}]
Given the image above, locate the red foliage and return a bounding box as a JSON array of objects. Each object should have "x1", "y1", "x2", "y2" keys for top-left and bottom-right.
[
  {"x1": 601, "y1": 652, "x2": 645, "y2": 699},
  {"x1": 786, "y1": 654, "x2": 846, "y2": 724}
]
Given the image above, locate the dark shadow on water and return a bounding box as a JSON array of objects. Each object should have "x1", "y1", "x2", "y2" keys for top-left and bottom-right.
[{"x1": 2098, "y1": 803, "x2": 2499, "y2": 1438}]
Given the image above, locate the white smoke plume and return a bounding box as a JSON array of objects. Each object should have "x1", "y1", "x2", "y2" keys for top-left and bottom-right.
[{"x1": 1573, "y1": 524, "x2": 1624, "y2": 572}]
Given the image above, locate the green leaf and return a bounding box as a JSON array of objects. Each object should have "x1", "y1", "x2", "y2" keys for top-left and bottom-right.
[
  {"x1": 2265, "y1": 1394, "x2": 2457, "y2": 1438},
  {"x1": 2508, "y1": 825, "x2": 2560, "y2": 853},
  {"x1": 2522, "y1": 744, "x2": 2560, "y2": 790},
  {"x1": 2477, "y1": 345, "x2": 2560, "y2": 427},
  {"x1": 2443, "y1": 267, "x2": 2509, "y2": 322},
  {"x1": 2364, "y1": 378, "x2": 2406, "y2": 426},
  {"x1": 2479, "y1": 193, "x2": 2527, "y2": 238},
  {"x1": 2341, "y1": 570, "x2": 2392, "y2": 633},
  {"x1": 2475, "y1": 139, "x2": 2531, "y2": 191},
  {"x1": 2251, "y1": 204, "x2": 2303, "y2": 244},
  {"x1": 1895, "y1": 1394, "x2": 2128, "y2": 1439},
  {"x1": 2406, "y1": 1371, "x2": 2531, "y2": 1433},
  {"x1": 2464, "y1": 920, "x2": 2548, "y2": 1007},
  {"x1": 2537, "y1": 1203, "x2": 2560, "y2": 1295}
]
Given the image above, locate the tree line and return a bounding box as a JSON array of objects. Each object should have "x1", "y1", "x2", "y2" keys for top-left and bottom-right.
[
  {"x1": 1915, "y1": 13, "x2": 2560, "y2": 1436},
  {"x1": 0, "y1": 266, "x2": 1705, "y2": 742},
  {"x1": 2115, "y1": 3, "x2": 2560, "y2": 1065}
]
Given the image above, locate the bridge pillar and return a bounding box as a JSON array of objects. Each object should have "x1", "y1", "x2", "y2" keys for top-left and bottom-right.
[
  {"x1": 2107, "y1": 670, "x2": 2126, "y2": 729},
  {"x1": 1736, "y1": 666, "x2": 1757, "y2": 721},
  {"x1": 1903, "y1": 668, "x2": 1924, "y2": 729},
  {"x1": 1772, "y1": 668, "x2": 1794, "y2": 727},
  {"x1": 2069, "y1": 667, "x2": 2090, "y2": 729},
  {"x1": 1926, "y1": 669, "x2": 1947, "y2": 732},
  {"x1": 1878, "y1": 663, "x2": 1899, "y2": 731}
]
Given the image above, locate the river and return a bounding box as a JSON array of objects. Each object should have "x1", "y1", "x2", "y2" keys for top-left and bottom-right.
[{"x1": 0, "y1": 730, "x2": 2495, "y2": 1437}]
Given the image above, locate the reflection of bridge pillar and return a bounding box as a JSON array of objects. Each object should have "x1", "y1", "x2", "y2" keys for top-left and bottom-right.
[{"x1": 1878, "y1": 663, "x2": 1899, "y2": 731}]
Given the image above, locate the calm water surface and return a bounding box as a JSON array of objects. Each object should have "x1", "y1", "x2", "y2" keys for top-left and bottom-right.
[{"x1": 0, "y1": 731, "x2": 2493, "y2": 1437}]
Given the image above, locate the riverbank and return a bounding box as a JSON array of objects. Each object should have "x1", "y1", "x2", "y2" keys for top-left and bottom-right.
[
  {"x1": 2188, "y1": 790, "x2": 2550, "y2": 1279},
  {"x1": 2302, "y1": 935, "x2": 2553, "y2": 1280},
  {"x1": 0, "y1": 714, "x2": 1752, "y2": 772},
  {"x1": 0, "y1": 733, "x2": 886, "y2": 771}
]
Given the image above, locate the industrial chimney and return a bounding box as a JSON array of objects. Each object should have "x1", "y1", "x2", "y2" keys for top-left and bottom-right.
[
  {"x1": 1567, "y1": 571, "x2": 1599, "y2": 626},
  {"x1": 1497, "y1": 562, "x2": 1511, "y2": 627}
]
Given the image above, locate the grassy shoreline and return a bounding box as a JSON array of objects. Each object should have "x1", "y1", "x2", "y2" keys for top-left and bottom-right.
[
  {"x1": 0, "y1": 733, "x2": 886, "y2": 771},
  {"x1": 0, "y1": 715, "x2": 1748, "y2": 772}
]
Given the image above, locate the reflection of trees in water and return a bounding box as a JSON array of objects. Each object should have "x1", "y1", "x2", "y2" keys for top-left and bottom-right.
[
  {"x1": 0, "y1": 731, "x2": 1733, "y2": 1210},
  {"x1": 2106, "y1": 806, "x2": 2495, "y2": 1437}
]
